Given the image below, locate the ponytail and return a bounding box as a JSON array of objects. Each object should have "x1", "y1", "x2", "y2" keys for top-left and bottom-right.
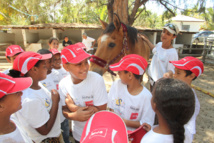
[{"x1": 167, "y1": 120, "x2": 185, "y2": 143}]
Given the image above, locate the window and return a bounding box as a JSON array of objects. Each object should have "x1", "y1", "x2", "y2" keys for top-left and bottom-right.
[{"x1": 182, "y1": 25, "x2": 190, "y2": 31}]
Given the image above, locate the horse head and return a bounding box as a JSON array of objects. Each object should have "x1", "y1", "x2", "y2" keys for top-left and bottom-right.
[{"x1": 90, "y1": 14, "x2": 139, "y2": 76}]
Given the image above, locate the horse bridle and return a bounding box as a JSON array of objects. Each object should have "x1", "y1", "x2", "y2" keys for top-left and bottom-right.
[{"x1": 90, "y1": 23, "x2": 129, "y2": 76}]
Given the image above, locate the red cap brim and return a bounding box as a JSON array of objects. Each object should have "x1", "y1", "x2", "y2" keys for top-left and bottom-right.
[
  {"x1": 7, "y1": 77, "x2": 32, "y2": 94},
  {"x1": 40, "y1": 53, "x2": 52, "y2": 60},
  {"x1": 169, "y1": 61, "x2": 189, "y2": 70}
]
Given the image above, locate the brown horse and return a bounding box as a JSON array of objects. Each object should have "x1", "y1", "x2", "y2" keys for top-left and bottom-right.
[{"x1": 90, "y1": 14, "x2": 150, "y2": 76}]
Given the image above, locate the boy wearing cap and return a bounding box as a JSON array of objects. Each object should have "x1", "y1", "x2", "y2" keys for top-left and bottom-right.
[
  {"x1": 108, "y1": 54, "x2": 155, "y2": 132},
  {"x1": 139, "y1": 23, "x2": 179, "y2": 91},
  {"x1": 50, "y1": 48, "x2": 69, "y2": 80},
  {"x1": 58, "y1": 43, "x2": 108, "y2": 143},
  {"x1": 3, "y1": 45, "x2": 24, "y2": 74},
  {"x1": 169, "y1": 56, "x2": 204, "y2": 139},
  {"x1": 0, "y1": 73, "x2": 33, "y2": 143}
]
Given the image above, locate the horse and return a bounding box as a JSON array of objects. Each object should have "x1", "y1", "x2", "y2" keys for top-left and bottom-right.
[{"x1": 90, "y1": 14, "x2": 150, "y2": 76}]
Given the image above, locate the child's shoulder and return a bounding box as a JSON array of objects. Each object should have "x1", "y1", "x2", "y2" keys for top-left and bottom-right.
[{"x1": 141, "y1": 86, "x2": 152, "y2": 97}]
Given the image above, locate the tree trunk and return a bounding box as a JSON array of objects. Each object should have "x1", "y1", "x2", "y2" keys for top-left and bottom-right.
[{"x1": 107, "y1": 0, "x2": 128, "y2": 25}]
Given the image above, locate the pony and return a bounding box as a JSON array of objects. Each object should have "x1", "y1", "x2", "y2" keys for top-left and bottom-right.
[{"x1": 90, "y1": 14, "x2": 150, "y2": 76}]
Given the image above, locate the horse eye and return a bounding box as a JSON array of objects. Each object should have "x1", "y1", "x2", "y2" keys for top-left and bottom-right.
[{"x1": 108, "y1": 42, "x2": 116, "y2": 48}]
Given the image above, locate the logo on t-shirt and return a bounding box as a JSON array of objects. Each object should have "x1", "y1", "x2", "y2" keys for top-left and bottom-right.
[
  {"x1": 45, "y1": 98, "x2": 50, "y2": 108},
  {"x1": 130, "y1": 113, "x2": 138, "y2": 120},
  {"x1": 116, "y1": 98, "x2": 122, "y2": 106},
  {"x1": 85, "y1": 100, "x2": 94, "y2": 106},
  {"x1": 42, "y1": 82, "x2": 47, "y2": 87}
]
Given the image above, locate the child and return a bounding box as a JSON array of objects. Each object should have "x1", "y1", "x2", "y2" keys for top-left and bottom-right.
[
  {"x1": 50, "y1": 48, "x2": 69, "y2": 80},
  {"x1": 58, "y1": 43, "x2": 108, "y2": 143},
  {"x1": 0, "y1": 73, "x2": 33, "y2": 143},
  {"x1": 48, "y1": 37, "x2": 60, "y2": 50},
  {"x1": 139, "y1": 23, "x2": 179, "y2": 91},
  {"x1": 169, "y1": 56, "x2": 204, "y2": 140},
  {"x1": 9, "y1": 51, "x2": 62, "y2": 143},
  {"x1": 38, "y1": 49, "x2": 70, "y2": 143},
  {"x1": 107, "y1": 54, "x2": 155, "y2": 131},
  {"x1": 3, "y1": 45, "x2": 24, "y2": 74},
  {"x1": 37, "y1": 49, "x2": 61, "y2": 91},
  {"x1": 140, "y1": 78, "x2": 195, "y2": 143},
  {"x1": 63, "y1": 36, "x2": 72, "y2": 48}
]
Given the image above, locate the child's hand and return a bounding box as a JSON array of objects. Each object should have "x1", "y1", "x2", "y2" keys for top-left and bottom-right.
[
  {"x1": 138, "y1": 34, "x2": 148, "y2": 42},
  {"x1": 87, "y1": 106, "x2": 99, "y2": 113},
  {"x1": 75, "y1": 106, "x2": 94, "y2": 122},
  {"x1": 65, "y1": 93, "x2": 79, "y2": 112},
  {"x1": 163, "y1": 71, "x2": 173, "y2": 78},
  {"x1": 142, "y1": 123, "x2": 151, "y2": 132},
  {"x1": 51, "y1": 89, "x2": 60, "y2": 103}
]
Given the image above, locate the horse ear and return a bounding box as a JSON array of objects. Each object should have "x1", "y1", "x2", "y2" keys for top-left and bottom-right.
[
  {"x1": 113, "y1": 13, "x2": 121, "y2": 31},
  {"x1": 99, "y1": 18, "x2": 108, "y2": 30}
]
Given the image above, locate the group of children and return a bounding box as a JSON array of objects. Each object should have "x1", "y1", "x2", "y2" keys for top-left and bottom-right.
[{"x1": 0, "y1": 23, "x2": 204, "y2": 143}]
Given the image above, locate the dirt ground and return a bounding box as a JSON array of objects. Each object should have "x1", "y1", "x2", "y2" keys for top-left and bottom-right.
[{"x1": 103, "y1": 61, "x2": 214, "y2": 143}]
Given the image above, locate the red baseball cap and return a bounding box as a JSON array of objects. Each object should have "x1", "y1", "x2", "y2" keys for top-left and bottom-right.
[
  {"x1": 127, "y1": 126, "x2": 147, "y2": 143},
  {"x1": 0, "y1": 73, "x2": 32, "y2": 98},
  {"x1": 80, "y1": 111, "x2": 128, "y2": 143},
  {"x1": 5, "y1": 45, "x2": 24, "y2": 57},
  {"x1": 61, "y1": 42, "x2": 90, "y2": 64},
  {"x1": 50, "y1": 48, "x2": 60, "y2": 55},
  {"x1": 13, "y1": 51, "x2": 52, "y2": 75},
  {"x1": 170, "y1": 56, "x2": 204, "y2": 77},
  {"x1": 109, "y1": 54, "x2": 148, "y2": 75}
]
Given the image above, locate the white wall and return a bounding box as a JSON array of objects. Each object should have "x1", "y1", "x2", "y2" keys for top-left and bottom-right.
[{"x1": 173, "y1": 21, "x2": 204, "y2": 32}]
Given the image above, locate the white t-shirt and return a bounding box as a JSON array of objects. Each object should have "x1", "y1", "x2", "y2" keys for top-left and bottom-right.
[
  {"x1": 0, "y1": 117, "x2": 33, "y2": 143},
  {"x1": 185, "y1": 89, "x2": 200, "y2": 135},
  {"x1": 14, "y1": 83, "x2": 61, "y2": 143},
  {"x1": 108, "y1": 80, "x2": 155, "y2": 131},
  {"x1": 40, "y1": 70, "x2": 61, "y2": 91},
  {"x1": 59, "y1": 71, "x2": 108, "y2": 141},
  {"x1": 40, "y1": 70, "x2": 65, "y2": 123},
  {"x1": 141, "y1": 125, "x2": 192, "y2": 143},
  {"x1": 82, "y1": 36, "x2": 95, "y2": 51},
  {"x1": 53, "y1": 67, "x2": 69, "y2": 81},
  {"x1": 148, "y1": 42, "x2": 178, "y2": 82}
]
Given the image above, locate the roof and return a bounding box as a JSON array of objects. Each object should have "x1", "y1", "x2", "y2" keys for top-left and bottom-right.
[
  {"x1": 171, "y1": 15, "x2": 205, "y2": 22},
  {"x1": 0, "y1": 23, "x2": 197, "y2": 34}
]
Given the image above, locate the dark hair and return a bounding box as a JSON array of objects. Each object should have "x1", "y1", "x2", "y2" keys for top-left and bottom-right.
[
  {"x1": 103, "y1": 22, "x2": 138, "y2": 45},
  {"x1": 153, "y1": 78, "x2": 195, "y2": 143},
  {"x1": 48, "y1": 37, "x2": 59, "y2": 44},
  {"x1": 37, "y1": 49, "x2": 52, "y2": 55},
  {"x1": 8, "y1": 60, "x2": 43, "y2": 78},
  {"x1": 124, "y1": 70, "x2": 142, "y2": 80},
  {"x1": 184, "y1": 70, "x2": 197, "y2": 80}
]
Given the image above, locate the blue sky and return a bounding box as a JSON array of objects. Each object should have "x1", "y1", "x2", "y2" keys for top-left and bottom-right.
[{"x1": 146, "y1": 0, "x2": 214, "y2": 15}]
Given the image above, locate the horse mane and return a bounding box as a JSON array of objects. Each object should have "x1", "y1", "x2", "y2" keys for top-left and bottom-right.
[{"x1": 103, "y1": 22, "x2": 138, "y2": 45}]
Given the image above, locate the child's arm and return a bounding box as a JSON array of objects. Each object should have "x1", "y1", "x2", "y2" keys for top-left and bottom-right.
[
  {"x1": 123, "y1": 119, "x2": 141, "y2": 129},
  {"x1": 138, "y1": 34, "x2": 155, "y2": 50},
  {"x1": 62, "y1": 105, "x2": 94, "y2": 122},
  {"x1": 36, "y1": 89, "x2": 60, "y2": 135}
]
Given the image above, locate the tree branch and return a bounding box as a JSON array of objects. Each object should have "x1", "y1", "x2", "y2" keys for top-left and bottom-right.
[{"x1": 159, "y1": 0, "x2": 175, "y2": 16}]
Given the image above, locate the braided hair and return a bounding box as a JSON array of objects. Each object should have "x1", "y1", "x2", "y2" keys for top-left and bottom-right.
[{"x1": 153, "y1": 78, "x2": 195, "y2": 143}]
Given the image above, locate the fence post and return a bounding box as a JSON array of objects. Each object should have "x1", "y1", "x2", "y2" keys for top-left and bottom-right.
[{"x1": 202, "y1": 37, "x2": 207, "y2": 63}]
